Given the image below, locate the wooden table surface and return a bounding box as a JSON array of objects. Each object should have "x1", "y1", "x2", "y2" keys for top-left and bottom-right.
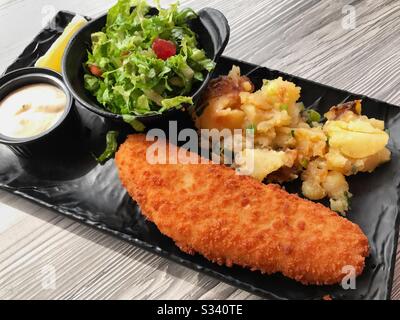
[{"x1": 0, "y1": 0, "x2": 399, "y2": 300}]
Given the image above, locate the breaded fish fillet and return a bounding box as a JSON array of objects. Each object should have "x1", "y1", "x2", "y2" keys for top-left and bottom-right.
[{"x1": 115, "y1": 134, "x2": 369, "y2": 285}]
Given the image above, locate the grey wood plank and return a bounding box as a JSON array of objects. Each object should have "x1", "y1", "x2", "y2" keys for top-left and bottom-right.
[{"x1": 0, "y1": 0, "x2": 399, "y2": 300}]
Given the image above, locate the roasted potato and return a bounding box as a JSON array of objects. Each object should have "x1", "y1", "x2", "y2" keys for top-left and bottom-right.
[{"x1": 195, "y1": 67, "x2": 391, "y2": 213}]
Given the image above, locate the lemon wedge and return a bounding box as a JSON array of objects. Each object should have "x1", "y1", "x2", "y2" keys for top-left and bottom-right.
[{"x1": 35, "y1": 15, "x2": 88, "y2": 73}]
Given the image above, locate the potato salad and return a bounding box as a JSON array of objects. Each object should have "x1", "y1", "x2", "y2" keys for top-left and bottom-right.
[{"x1": 195, "y1": 66, "x2": 391, "y2": 214}]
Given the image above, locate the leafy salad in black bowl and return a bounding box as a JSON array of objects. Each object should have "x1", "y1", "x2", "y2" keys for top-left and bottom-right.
[{"x1": 63, "y1": 0, "x2": 230, "y2": 131}]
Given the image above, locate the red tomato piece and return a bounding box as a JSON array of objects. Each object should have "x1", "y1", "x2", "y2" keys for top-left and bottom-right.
[
  {"x1": 152, "y1": 38, "x2": 177, "y2": 60},
  {"x1": 89, "y1": 65, "x2": 103, "y2": 77}
]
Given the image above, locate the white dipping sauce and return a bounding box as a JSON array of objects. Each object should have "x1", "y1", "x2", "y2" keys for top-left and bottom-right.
[{"x1": 0, "y1": 83, "x2": 66, "y2": 139}]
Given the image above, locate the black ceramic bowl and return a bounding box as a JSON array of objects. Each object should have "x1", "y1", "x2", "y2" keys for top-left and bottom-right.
[
  {"x1": 62, "y1": 7, "x2": 230, "y2": 128},
  {"x1": 0, "y1": 67, "x2": 81, "y2": 159}
]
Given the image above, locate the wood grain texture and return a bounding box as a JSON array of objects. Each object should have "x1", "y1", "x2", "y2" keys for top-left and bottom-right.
[{"x1": 0, "y1": 0, "x2": 399, "y2": 300}]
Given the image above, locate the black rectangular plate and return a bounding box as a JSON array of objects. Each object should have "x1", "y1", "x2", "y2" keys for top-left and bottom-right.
[{"x1": 1, "y1": 11, "x2": 399, "y2": 300}]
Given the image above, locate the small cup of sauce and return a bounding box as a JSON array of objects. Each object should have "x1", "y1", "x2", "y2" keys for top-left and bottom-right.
[{"x1": 0, "y1": 68, "x2": 81, "y2": 160}]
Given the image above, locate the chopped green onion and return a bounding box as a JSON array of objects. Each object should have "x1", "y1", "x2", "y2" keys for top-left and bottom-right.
[
  {"x1": 300, "y1": 158, "x2": 309, "y2": 169},
  {"x1": 95, "y1": 131, "x2": 119, "y2": 164},
  {"x1": 304, "y1": 109, "x2": 321, "y2": 125},
  {"x1": 280, "y1": 104, "x2": 289, "y2": 111}
]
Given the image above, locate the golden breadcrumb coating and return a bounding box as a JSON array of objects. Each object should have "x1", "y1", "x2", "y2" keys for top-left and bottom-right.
[{"x1": 115, "y1": 134, "x2": 369, "y2": 285}]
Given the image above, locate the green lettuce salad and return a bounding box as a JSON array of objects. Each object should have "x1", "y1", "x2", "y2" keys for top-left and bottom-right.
[{"x1": 84, "y1": 0, "x2": 215, "y2": 118}]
